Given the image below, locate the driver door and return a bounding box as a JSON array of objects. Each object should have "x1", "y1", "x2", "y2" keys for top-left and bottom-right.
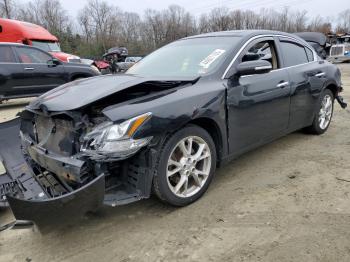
[
  {"x1": 14, "y1": 46, "x2": 66, "y2": 95},
  {"x1": 226, "y1": 37, "x2": 291, "y2": 155}
]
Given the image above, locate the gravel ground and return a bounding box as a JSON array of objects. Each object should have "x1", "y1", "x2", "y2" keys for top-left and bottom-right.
[{"x1": 0, "y1": 64, "x2": 350, "y2": 262}]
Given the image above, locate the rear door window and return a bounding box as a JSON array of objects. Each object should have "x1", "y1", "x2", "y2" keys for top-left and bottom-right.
[
  {"x1": 279, "y1": 40, "x2": 309, "y2": 67},
  {"x1": 16, "y1": 47, "x2": 52, "y2": 64},
  {"x1": 0, "y1": 46, "x2": 17, "y2": 63}
]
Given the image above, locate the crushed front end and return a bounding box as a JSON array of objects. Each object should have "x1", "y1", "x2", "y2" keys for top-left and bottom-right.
[{"x1": 0, "y1": 109, "x2": 155, "y2": 227}]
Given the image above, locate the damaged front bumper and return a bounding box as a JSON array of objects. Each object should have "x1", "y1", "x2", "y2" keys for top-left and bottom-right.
[
  {"x1": 0, "y1": 118, "x2": 154, "y2": 228},
  {"x1": 6, "y1": 174, "x2": 105, "y2": 227}
]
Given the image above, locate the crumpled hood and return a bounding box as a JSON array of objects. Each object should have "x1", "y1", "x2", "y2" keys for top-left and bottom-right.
[
  {"x1": 27, "y1": 75, "x2": 138, "y2": 111},
  {"x1": 28, "y1": 74, "x2": 198, "y2": 112}
]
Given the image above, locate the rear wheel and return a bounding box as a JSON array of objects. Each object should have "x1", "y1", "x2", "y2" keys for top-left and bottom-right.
[
  {"x1": 306, "y1": 89, "x2": 334, "y2": 134},
  {"x1": 153, "y1": 125, "x2": 216, "y2": 206}
]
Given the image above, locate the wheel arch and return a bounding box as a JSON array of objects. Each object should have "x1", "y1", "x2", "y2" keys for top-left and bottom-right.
[
  {"x1": 187, "y1": 117, "x2": 223, "y2": 164},
  {"x1": 324, "y1": 83, "x2": 338, "y2": 98}
]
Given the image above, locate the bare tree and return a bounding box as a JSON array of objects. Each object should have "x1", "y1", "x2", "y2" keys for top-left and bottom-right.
[
  {"x1": 77, "y1": 9, "x2": 93, "y2": 43},
  {"x1": 16, "y1": 0, "x2": 70, "y2": 35},
  {"x1": 3, "y1": 0, "x2": 342, "y2": 58},
  {"x1": 336, "y1": 9, "x2": 350, "y2": 33},
  {"x1": 207, "y1": 7, "x2": 231, "y2": 31},
  {"x1": 0, "y1": 0, "x2": 16, "y2": 18}
]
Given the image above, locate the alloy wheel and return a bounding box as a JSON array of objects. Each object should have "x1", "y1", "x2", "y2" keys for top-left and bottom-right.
[
  {"x1": 166, "y1": 136, "x2": 211, "y2": 198},
  {"x1": 318, "y1": 94, "x2": 333, "y2": 130}
]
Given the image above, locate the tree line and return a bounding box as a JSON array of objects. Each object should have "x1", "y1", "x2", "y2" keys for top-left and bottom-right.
[{"x1": 1, "y1": 0, "x2": 350, "y2": 58}]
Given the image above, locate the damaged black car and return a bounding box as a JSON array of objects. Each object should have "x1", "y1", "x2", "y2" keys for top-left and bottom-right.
[{"x1": 0, "y1": 30, "x2": 347, "y2": 226}]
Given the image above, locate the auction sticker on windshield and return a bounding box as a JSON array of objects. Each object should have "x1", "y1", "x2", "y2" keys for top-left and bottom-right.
[{"x1": 199, "y1": 49, "x2": 226, "y2": 69}]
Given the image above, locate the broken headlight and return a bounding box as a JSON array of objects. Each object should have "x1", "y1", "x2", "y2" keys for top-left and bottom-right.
[{"x1": 81, "y1": 113, "x2": 152, "y2": 160}]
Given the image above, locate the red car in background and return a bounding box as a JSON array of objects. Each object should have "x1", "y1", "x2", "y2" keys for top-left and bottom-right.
[{"x1": 0, "y1": 18, "x2": 81, "y2": 63}]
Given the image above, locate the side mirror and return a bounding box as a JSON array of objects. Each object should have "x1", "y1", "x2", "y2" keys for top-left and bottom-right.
[
  {"x1": 47, "y1": 58, "x2": 61, "y2": 67},
  {"x1": 236, "y1": 60, "x2": 272, "y2": 77}
]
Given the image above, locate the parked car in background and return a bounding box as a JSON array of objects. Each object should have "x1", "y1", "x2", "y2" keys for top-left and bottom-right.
[
  {"x1": 328, "y1": 35, "x2": 350, "y2": 63},
  {"x1": 0, "y1": 30, "x2": 346, "y2": 227},
  {"x1": 125, "y1": 56, "x2": 142, "y2": 63},
  {"x1": 0, "y1": 43, "x2": 100, "y2": 103},
  {"x1": 81, "y1": 58, "x2": 110, "y2": 73},
  {"x1": 0, "y1": 18, "x2": 81, "y2": 63},
  {"x1": 116, "y1": 56, "x2": 143, "y2": 72},
  {"x1": 115, "y1": 57, "x2": 142, "y2": 73},
  {"x1": 294, "y1": 32, "x2": 330, "y2": 59}
]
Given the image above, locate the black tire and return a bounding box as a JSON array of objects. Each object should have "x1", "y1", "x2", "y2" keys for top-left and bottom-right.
[
  {"x1": 305, "y1": 89, "x2": 334, "y2": 135},
  {"x1": 153, "y1": 125, "x2": 217, "y2": 206}
]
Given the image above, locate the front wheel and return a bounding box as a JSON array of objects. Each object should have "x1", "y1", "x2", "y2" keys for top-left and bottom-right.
[
  {"x1": 153, "y1": 125, "x2": 216, "y2": 206},
  {"x1": 306, "y1": 89, "x2": 334, "y2": 135}
]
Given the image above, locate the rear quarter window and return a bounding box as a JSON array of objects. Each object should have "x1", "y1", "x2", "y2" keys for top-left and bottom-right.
[{"x1": 279, "y1": 40, "x2": 309, "y2": 67}]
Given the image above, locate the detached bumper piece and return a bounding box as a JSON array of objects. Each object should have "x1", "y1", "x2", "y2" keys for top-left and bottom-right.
[
  {"x1": 0, "y1": 118, "x2": 155, "y2": 228},
  {"x1": 0, "y1": 118, "x2": 44, "y2": 207},
  {"x1": 7, "y1": 174, "x2": 105, "y2": 228},
  {"x1": 336, "y1": 95, "x2": 347, "y2": 109}
]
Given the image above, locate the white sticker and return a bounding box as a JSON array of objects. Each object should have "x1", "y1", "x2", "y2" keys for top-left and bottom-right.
[
  {"x1": 199, "y1": 49, "x2": 226, "y2": 69},
  {"x1": 0, "y1": 160, "x2": 5, "y2": 176}
]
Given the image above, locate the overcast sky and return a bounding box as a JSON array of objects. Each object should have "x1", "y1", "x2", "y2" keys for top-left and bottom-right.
[{"x1": 23, "y1": 0, "x2": 348, "y2": 22}]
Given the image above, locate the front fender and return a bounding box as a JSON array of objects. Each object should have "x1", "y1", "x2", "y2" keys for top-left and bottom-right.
[{"x1": 102, "y1": 81, "x2": 228, "y2": 149}]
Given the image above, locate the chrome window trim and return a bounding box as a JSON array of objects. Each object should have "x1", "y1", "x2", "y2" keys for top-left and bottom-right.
[
  {"x1": 0, "y1": 62, "x2": 48, "y2": 65},
  {"x1": 270, "y1": 60, "x2": 318, "y2": 72},
  {"x1": 240, "y1": 61, "x2": 319, "y2": 79},
  {"x1": 221, "y1": 34, "x2": 318, "y2": 79}
]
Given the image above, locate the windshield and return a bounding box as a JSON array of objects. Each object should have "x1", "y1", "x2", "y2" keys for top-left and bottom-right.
[
  {"x1": 127, "y1": 37, "x2": 241, "y2": 77},
  {"x1": 31, "y1": 40, "x2": 61, "y2": 52}
]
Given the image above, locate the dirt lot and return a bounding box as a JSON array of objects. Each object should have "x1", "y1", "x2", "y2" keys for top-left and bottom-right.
[{"x1": 1, "y1": 64, "x2": 350, "y2": 262}]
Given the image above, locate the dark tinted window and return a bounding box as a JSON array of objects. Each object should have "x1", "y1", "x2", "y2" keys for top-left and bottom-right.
[
  {"x1": 280, "y1": 41, "x2": 308, "y2": 67},
  {"x1": 241, "y1": 40, "x2": 279, "y2": 69},
  {"x1": 0, "y1": 46, "x2": 16, "y2": 63},
  {"x1": 305, "y1": 47, "x2": 314, "y2": 62},
  {"x1": 16, "y1": 47, "x2": 52, "y2": 64}
]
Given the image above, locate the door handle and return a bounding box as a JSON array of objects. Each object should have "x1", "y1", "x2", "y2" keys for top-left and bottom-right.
[
  {"x1": 315, "y1": 72, "x2": 325, "y2": 77},
  {"x1": 24, "y1": 67, "x2": 34, "y2": 70},
  {"x1": 276, "y1": 81, "x2": 289, "y2": 88}
]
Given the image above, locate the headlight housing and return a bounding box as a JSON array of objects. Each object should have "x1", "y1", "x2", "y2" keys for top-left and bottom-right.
[{"x1": 81, "y1": 113, "x2": 152, "y2": 161}]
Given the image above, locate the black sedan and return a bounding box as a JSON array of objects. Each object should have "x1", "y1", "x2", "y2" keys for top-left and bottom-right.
[
  {"x1": 0, "y1": 30, "x2": 347, "y2": 226},
  {"x1": 0, "y1": 43, "x2": 100, "y2": 103}
]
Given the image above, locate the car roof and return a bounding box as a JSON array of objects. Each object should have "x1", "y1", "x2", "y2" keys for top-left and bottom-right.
[
  {"x1": 0, "y1": 42, "x2": 25, "y2": 46},
  {"x1": 184, "y1": 30, "x2": 302, "y2": 40}
]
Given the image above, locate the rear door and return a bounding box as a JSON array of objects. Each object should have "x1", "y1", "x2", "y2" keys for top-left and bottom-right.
[
  {"x1": 277, "y1": 38, "x2": 327, "y2": 130},
  {"x1": 14, "y1": 46, "x2": 66, "y2": 95},
  {"x1": 0, "y1": 45, "x2": 28, "y2": 99},
  {"x1": 226, "y1": 37, "x2": 291, "y2": 154}
]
